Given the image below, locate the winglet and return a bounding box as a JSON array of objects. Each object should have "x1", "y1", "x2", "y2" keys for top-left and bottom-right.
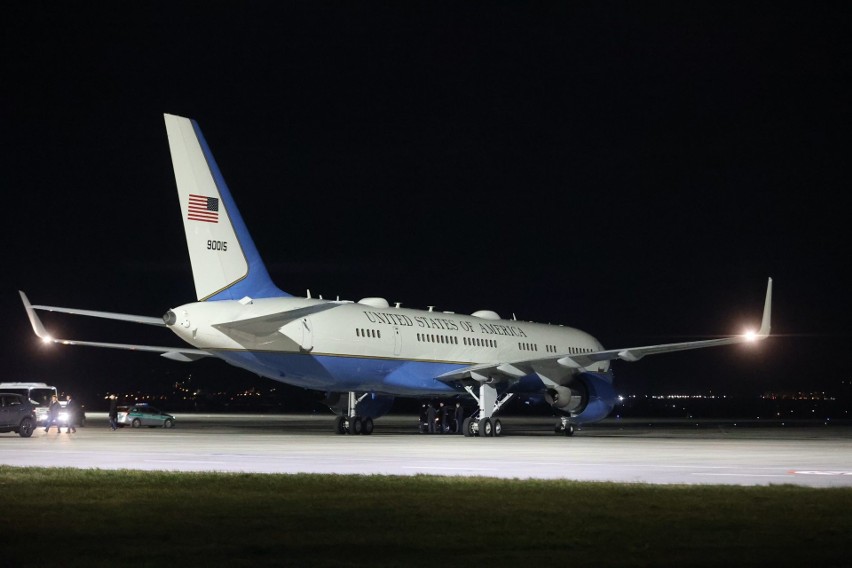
[
  {"x1": 19, "y1": 291, "x2": 51, "y2": 341},
  {"x1": 757, "y1": 277, "x2": 772, "y2": 338}
]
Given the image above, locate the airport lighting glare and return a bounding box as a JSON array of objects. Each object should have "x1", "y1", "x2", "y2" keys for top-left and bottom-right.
[
  {"x1": 744, "y1": 329, "x2": 758, "y2": 342},
  {"x1": 41, "y1": 335, "x2": 53, "y2": 344}
]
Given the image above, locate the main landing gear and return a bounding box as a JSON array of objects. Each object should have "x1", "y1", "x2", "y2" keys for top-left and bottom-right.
[
  {"x1": 461, "y1": 415, "x2": 504, "y2": 437},
  {"x1": 462, "y1": 383, "x2": 514, "y2": 438},
  {"x1": 334, "y1": 392, "x2": 375, "y2": 435},
  {"x1": 335, "y1": 415, "x2": 374, "y2": 435}
]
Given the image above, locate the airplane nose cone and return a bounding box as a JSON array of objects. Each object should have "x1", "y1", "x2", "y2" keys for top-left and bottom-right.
[{"x1": 163, "y1": 310, "x2": 177, "y2": 326}]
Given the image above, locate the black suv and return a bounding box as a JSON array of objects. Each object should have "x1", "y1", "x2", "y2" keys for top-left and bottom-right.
[{"x1": 0, "y1": 393, "x2": 37, "y2": 437}]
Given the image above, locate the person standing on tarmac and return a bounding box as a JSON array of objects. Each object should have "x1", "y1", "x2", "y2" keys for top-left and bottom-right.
[
  {"x1": 455, "y1": 402, "x2": 465, "y2": 434},
  {"x1": 64, "y1": 394, "x2": 77, "y2": 433},
  {"x1": 439, "y1": 402, "x2": 449, "y2": 434},
  {"x1": 108, "y1": 395, "x2": 118, "y2": 431},
  {"x1": 44, "y1": 395, "x2": 62, "y2": 433},
  {"x1": 426, "y1": 401, "x2": 437, "y2": 434}
]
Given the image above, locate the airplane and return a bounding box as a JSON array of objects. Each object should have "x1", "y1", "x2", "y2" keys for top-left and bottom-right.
[{"x1": 19, "y1": 113, "x2": 773, "y2": 437}]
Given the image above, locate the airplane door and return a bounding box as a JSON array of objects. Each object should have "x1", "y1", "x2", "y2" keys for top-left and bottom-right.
[{"x1": 393, "y1": 326, "x2": 401, "y2": 356}]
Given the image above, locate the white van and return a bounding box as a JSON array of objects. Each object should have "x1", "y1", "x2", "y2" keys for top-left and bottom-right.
[{"x1": 0, "y1": 382, "x2": 58, "y2": 425}]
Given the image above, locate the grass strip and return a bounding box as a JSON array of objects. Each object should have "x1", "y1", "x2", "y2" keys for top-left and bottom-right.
[{"x1": 2, "y1": 466, "x2": 849, "y2": 567}]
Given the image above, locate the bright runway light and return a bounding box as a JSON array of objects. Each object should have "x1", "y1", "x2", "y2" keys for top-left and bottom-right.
[{"x1": 743, "y1": 330, "x2": 758, "y2": 342}]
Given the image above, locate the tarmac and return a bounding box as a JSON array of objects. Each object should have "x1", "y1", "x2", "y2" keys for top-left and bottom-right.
[{"x1": 2, "y1": 413, "x2": 850, "y2": 487}]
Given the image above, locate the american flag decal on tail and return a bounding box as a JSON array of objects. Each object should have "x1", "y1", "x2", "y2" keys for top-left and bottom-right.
[{"x1": 187, "y1": 194, "x2": 219, "y2": 223}]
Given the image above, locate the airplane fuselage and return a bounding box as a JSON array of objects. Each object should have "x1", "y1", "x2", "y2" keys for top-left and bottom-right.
[{"x1": 166, "y1": 297, "x2": 608, "y2": 396}]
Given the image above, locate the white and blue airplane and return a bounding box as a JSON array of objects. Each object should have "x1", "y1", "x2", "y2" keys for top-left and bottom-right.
[{"x1": 20, "y1": 114, "x2": 772, "y2": 437}]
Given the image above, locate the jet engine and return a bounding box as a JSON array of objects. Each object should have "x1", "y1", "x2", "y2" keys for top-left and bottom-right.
[
  {"x1": 545, "y1": 382, "x2": 588, "y2": 413},
  {"x1": 548, "y1": 372, "x2": 617, "y2": 424}
]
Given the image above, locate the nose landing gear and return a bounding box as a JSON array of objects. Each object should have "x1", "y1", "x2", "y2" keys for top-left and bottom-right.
[{"x1": 554, "y1": 416, "x2": 576, "y2": 436}]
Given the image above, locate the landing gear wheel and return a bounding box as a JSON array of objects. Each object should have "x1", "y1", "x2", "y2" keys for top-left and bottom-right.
[
  {"x1": 563, "y1": 423, "x2": 576, "y2": 437},
  {"x1": 362, "y1": 417, "x2": 374, "y2": 435},
  {"x1": 350, "y1": 416, "x2": 363, "y2": 435},
  {"x1": 493, "y1": 418, "x2": 502, "y2": 437},
  {"x1": 463, "y1": 417, "x2": 474, "y2": 437},
  {"x1": 478, "y1": 417, "x2": 493, "y2": 437},
  {"x1": 335, "y1": 416, "x2": 347, "y2": 434}
]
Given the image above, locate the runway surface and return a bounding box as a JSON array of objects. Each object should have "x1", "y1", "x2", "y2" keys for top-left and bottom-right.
[{"x1": 2, "y1": 413, "x2": 850, "y2": 487}]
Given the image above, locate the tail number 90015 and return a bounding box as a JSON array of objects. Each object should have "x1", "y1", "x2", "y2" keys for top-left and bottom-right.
[{"x1": 207, "y1": 240, "x2": 228, "y2": 251}]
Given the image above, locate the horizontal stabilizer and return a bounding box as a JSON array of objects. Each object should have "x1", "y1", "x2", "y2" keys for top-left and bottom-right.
[
  {"x1": 42, "y1": 337, "x2": 211, "y2": 359},
  {"x1": 29, "y1": 303, "x2": 166, "y2": 326},
  {"x1": 19, "y1": 291, "x2": 209, "y2": 361}
]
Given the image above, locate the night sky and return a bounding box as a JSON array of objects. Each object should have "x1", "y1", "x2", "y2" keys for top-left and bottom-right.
[{"x1": 3, "y1": 3, "x2": 849, "y2": 401}]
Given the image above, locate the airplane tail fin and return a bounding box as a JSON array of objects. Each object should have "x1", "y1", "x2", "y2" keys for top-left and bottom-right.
[{"x1": 164, "y1": 114, "x2": 290, "y2": 301}]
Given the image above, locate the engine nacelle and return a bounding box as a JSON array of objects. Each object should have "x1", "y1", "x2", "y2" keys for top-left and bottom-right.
[
  {"x1": 549, "y1": 372, "x2": 617, "y2": 424},
  {"x1": 545, "y1": 382, "x2": 588, "y2": 413}
]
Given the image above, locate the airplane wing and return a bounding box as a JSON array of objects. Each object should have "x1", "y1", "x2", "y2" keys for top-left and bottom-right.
[
  {"x1": 19, "y1": 291, "x2": 211, "y2": 362},
  {"x1": 438, "y1": 278, "x2": 773, "y2": 383}
]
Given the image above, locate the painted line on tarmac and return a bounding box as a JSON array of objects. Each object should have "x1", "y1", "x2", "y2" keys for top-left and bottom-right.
[
  {"x1": 692, "y1": 473, "x2": 790, "y2": 478},
  {"x1": 146, "y1": 460, "x2": 230, "y2": 465},
  {"x1": 528, "y1": 462, "x2": 740, "y2": 469},
  {"x1": 402, "y1": 466, "x2": 498, "y2": 472},
  {"x1": 790, "y1": 470, "x2": 852, "y2": 476}
]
